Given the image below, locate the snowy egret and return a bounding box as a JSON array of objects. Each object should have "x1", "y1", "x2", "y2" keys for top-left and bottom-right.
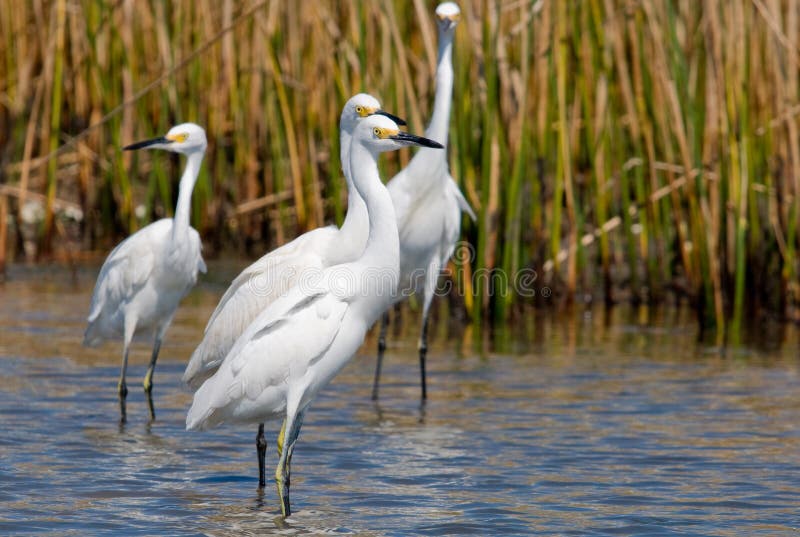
[
  {"x1": 182, "y1": 94, "x2": 403, "y2": 488},
  {"x1": 372, "y1": 1, "x2": 475, "y2": 400},
  {"x1": 186, "y1": 115, "x2": 442, "y2": 517},
  {"x1": 84, "y1": 123, "x2": 208, "y2": 420}
]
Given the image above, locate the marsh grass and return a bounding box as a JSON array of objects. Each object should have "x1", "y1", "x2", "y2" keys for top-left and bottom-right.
[{"x1": 1, "y1": 0, "x2": 799, "y2": 335}]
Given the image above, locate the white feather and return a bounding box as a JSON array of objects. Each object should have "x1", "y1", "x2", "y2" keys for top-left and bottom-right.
[{"x1": 183, "y1": 94, "x2": 391, "y2": 389}]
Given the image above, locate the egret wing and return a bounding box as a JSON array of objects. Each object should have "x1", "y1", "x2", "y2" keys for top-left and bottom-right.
[
  {"x1": 204, "y1": 227, "x2": 333, "y2": 332},
  {"x1": 448, "y1": 176, "x2": 476, "y2": 221},
  {"x1": 186, "y1": 289, "x2": 349, "y2": 430},
  {"x1": 86, "y1": 223, "x2": 164, "y2": 325},
  {"x1": 183, "y1": 227, "x2": 335, "y2": 387}
]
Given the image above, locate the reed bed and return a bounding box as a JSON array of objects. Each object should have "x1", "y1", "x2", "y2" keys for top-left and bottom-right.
[{"x1": 1, "y1": 0, "x2": 799, "y2": 337}]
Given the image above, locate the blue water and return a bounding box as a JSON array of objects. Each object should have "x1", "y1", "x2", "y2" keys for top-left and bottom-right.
[{"x1": 1, "y1": 264, "x2": 799, "y2": 535}]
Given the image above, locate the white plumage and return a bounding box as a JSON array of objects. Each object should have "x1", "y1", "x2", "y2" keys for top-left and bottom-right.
[
  {"x1": 182, "y1": 227, "x2": 330, "y2": 387},
  {"x1": 83, "y1": 123, "x2": 208, "y2": 420},
  {"x1": 183, "y1": 94, "x2": 404, "y2": 388},
  {"x1": 84, "y1": 220, "x2": 205, "y2": 344},
  {"x1": 181, "y1": 95, "x2": 404, "y2": 491},
  {"x1": 186, "y1": 114, "x2": 443, "y2": 517},
  {"x1": 373, "y1": 1, "x2": 475, "y2": 400}
]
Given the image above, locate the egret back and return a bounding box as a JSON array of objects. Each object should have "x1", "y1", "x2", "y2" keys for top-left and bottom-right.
[
  {"x1": 83, "y1": 221, "x2": 165, "y2": 345},
  {"x1": 186, "y1": 286, "x2": 350, "y2": 430},
  {"x1": 388, "y1": 170, "x2": 467, "y2": 292},
  {"x1": 183, "y1": 226, "x2": 337, "y2": 388},
  {"x1": 84, "y1": 218, "x2": 205, "y2": 346}
]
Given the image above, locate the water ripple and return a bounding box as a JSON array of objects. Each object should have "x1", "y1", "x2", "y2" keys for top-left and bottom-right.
[{"x1": 1, "y1": 270, "x2": 800, "y2": 535}]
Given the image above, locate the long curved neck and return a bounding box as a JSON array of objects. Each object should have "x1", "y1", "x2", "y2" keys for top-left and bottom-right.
[
  {"x1": 349, "y1": 141, "x2": 398, "y2": 273},
  {"x1": 402, "y1": 28, "x2": 453, "y2": 185},
  {"x1": 340, "y1": 128, "x2": 352, "y2": 184},
  {"x1": 425, "y1": 29, "x2": 454, "y2": 145},
  {"x1": 337, "y1": 128, "x2": 368, "y2": 245},
  {"x1": 172, "y1": 151, "x2": 204, "y2": 240}
]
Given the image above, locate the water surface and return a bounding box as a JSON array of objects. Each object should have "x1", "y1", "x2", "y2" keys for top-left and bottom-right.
[{"x1": 1, "y1": 264, "x2": 799, "y2": 536}]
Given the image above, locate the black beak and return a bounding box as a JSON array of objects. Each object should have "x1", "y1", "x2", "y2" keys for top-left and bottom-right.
[
  {"x1": 123, "y1": 136, "x2": 171, "y2": 151},
  {"x1": 375, "y1": 110, "x2": 407, "y2": 127},
  {"x1": 390, "y1": 131, "x2": 444, "y2": 149}
]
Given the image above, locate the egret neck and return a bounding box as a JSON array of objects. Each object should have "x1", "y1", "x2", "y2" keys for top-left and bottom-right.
[
  {"x1": 425, "y1": 28, "x2": 455, "y2": 146},
  {"x1": 348, "y1": 140, "x2": 399, "y2": 311},
  {"x1": 334, "y1": 127, "x2": 369, "y2": 263},
  {"x1": 172, "y1": 151, "x2": 204, "y2": 241},
  {"x1": 400, "y1": 25, "x2": 454, "y2": 192}
]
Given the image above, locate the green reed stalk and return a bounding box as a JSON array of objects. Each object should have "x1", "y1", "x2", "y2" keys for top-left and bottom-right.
[
  {"x1": 42, "y1": 0, "x2": 67, "y2": 253},
  {"x1": 472, "y1": 0, "x2": 498, "y2": 326},
  {"x1": 730, "y1": 2, "x2": 752, "y2": 341},
  {"x1": 4, "y1": 0, "x2": 800, "y2": 327},
  {"x1": 550, "y1": 2, "x2": 566, "y2": 278},
  {"x1": 496, "y1": 1, "x2": 530, "y2": 320}
]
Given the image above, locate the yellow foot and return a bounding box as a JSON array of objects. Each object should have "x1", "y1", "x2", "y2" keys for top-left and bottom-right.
[
  {"x1": 275, "y1": 478, "x2": 291, "y2": 517},
  {"x1": 143, "y1": 371, "x2": 153, "y2": 393}
]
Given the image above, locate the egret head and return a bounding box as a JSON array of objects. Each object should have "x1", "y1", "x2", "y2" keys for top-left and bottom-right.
[
  {"x1": 354, "y1": 114, "x2": 443, "y2": 154},
  {"x1": 124, "y1": 123, "x2": 207, "y2": 155},
  {"x1": 435, "y1": 2, "x2": 461, "y2": 33},
  {"x1": 340, "y1": 93, "x2": 406, "y2": 135}
]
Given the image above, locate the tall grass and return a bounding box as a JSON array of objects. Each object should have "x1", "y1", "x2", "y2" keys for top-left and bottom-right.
[{"x1": 1, "y1": 0, "x2": 799, "y2": 334}]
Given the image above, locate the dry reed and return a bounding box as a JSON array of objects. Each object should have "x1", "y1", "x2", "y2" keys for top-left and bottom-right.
[{"x1": 1, "y1": 0, "x2": 799, "y2": 336}]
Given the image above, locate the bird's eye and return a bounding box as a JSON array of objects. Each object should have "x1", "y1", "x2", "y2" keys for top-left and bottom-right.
[
  {"x1": 373, "y1": 127, "x2": 382, "y2": 137},
  {"x1": 356, "y1": 106, "x2": 364, "y2": 114}
]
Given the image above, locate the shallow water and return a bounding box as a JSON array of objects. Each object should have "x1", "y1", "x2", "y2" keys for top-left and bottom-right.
[{"x1": 1, "y1": 263, "x2": 799, "y2": 536}]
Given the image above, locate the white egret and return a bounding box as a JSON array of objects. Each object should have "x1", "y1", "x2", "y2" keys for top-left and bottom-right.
[
  {"x1": 83, "y1": 123, "x2": 208, "y2": 420},
  {"x1": 373, "y1": 1, "x2": 475, "y2": 400},
  {"x1": 186, "y1": 115, "x2": 443, "y2": 517},
  {"x1": 182, "y1": 95, "x2": 404, "y2": 488}
]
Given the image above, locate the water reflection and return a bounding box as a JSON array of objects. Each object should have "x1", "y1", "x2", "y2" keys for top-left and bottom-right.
[{"x1": 0, "y1": 262, "x2": 799, "y2": 535}]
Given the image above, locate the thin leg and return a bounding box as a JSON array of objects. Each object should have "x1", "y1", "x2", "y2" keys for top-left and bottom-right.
[
  {"x1": 143, "y1": 336, "x2": 162, "y2": 394},
  {"x1": 118, "y1": 315, "x2": 137, "y2": 423},
  {"x1": 118, "y1": 342, "x2": 131, "y2": 425},
  {"x1": 284, "y1": 411, "x2": 305, "y2": 514},
  {"x1": 418, "y1": 310, "x2": 430, "y2": 401},
  {"x1": 146, "y1": 389, "x2": 156, "y2": 422},
  {"x1": 275, "y1": 410, "x2": 305, "y2": 518},
  {"x1": 371, "y1": 312, "x2": 390, "y2": 400},
  {"x1": 118, "y1": 389, "x2": 127, "y2": 425},
  {"x1": 256, "y1": 422, "x2": 267, "y2": 489},
  {"x1": 144, "y1": 336, "x2": 162, "y2": 422},
  {"x1": 275, "y1": 418, "x2": 288, "y2": 515},
  {"x1": 118, "y1": 315, "x2": 137, "y2": 399},
  {"x1": 418, "y1": 260, "x2": 440, "y2": 402},
  {"x1": 118, "y1": 345, "x2": 130, "y2": 399}
]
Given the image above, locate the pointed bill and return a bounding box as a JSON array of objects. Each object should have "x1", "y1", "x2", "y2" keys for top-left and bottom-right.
[
  {"x1": 390, "y1": 131, "x2": 444, "y2": 149},
  {"x1": 123, "y1": 136, "x2": 172, "y2": 151}
]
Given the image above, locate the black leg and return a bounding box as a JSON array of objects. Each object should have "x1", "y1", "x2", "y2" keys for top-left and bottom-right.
[
  {"x1": 257, "y1": 423, "x2": 267, "y2": 489},
  {"x1": 118, "y1": 345, "x2": 130, "y2": 424},
  {"x1": 146, "y1": 389, "x2": 156, "y2": 422},
  {"x1": 117, "y1": 318, "x2": 139, "y2": 424},
  {"x1": 371, "y1": 312, "x2": 390, "y2": 400},
  {"x1": 143, "y1": 337, "x2": 162, "y2": 394},
  {"x1": 118, "y1": 346, "x2": 130, "y2": 399},
  {"x1": 276, "y1": 410, "x2": 305, "y2": 518},
  {"x1": 418, "y1": 311, "x2": 430, "y2": 401},
  {"x1": 118, "y1": 394, "x2": 127, "y2": 426},
  {"x1": 283, "y1": 411, "x2": 305, "y2": 517}
]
